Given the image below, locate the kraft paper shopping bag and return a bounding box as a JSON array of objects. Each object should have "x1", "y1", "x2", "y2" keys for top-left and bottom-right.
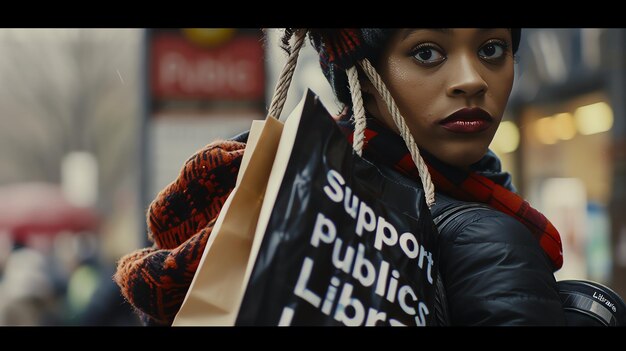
[{"x1": 172, "y1": 117, "x2": 283, "y2": 326}]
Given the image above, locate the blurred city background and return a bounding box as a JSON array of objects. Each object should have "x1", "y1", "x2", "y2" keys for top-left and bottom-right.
[{"x1": 0, "y1": 28, "x2": 624, "y2": 325}]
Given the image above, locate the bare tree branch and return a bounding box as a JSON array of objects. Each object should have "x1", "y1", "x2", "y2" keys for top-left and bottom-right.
[{"x1": 0, "y1": 29, "x2": 141, "y2": 215}]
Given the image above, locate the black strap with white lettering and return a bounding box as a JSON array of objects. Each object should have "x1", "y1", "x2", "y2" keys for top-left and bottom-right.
[{"x1": 560, "y1": 289, "x2": 616, "y2": 326}]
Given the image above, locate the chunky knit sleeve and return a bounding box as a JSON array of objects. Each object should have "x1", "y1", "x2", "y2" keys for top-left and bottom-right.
[{"x1": 114, "y1": 140, "x2": 245, "y2": 325}]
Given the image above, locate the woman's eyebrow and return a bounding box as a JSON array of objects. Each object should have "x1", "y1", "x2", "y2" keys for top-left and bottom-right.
[{"x1": 401, "y1": 28, "x2": 451, "y2": 40}]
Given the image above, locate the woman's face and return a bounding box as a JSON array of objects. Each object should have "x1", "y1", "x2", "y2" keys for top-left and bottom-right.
[{"x1": 366, "y1": 28, "x2": 515, "y2": 169}]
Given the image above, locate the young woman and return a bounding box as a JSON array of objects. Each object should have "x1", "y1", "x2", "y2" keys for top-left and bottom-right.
[{"x1": 115, "y1": 28, "x2": 566, "y2": 325}]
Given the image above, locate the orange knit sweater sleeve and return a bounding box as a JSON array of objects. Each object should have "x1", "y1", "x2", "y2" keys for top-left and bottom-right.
[{"x1": 114, "y1": 140, "x2": 245, "y2": 325}]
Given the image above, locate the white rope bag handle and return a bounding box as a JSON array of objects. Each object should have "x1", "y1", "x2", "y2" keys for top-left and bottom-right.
[
  {"x1": 267, "y1": 29, "x2": 306, "y2": 119},
  {"x1": 268, "y1": 29, "x2": 435, "y2": 208},
  {"x1": 347, "y1": 61, "x2": 436, "y2": 208}
]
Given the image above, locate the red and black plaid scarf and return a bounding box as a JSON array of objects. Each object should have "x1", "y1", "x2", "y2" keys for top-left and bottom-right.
[{"x1": 338, "y1": 117, "x2": 563, "y2": 271}]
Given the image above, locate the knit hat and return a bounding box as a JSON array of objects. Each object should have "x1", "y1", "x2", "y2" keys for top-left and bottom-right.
[{"x1": 302, "y1": 28, "x2": 521, "y2": 107}]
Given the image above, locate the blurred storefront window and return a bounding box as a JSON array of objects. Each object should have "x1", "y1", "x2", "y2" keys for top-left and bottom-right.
[{"x1": 493, "y1": 29, "x2": 626, "y2": 295}]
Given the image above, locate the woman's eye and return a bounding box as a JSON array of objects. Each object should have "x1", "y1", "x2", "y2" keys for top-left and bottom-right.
[
  {"x1": 412, "y1": 45, "x2": 446, "y2": 65},
  {"x1": 478, "y1": 41, "x2": 508, "y2": 61}
]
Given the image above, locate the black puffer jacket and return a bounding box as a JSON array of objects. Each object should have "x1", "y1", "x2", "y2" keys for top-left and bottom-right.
[
  {"x1": 431, "y1": 193, "x2": 566, "y2": 325},
  {"x1": 375, "y1": 150, "x2": 566, "y2": 326}
]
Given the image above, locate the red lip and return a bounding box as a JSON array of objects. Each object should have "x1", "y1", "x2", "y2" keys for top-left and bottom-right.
[{"x1": 439, "y1": 108, "x2": 493, "y2": 134}]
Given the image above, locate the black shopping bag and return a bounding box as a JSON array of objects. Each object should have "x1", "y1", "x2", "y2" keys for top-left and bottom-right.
[{"x1": 235, "y1": 90, "x2": 444, "y2": 326}]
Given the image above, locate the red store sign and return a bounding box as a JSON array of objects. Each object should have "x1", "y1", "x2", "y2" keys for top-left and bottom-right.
[{"x1": 151, "y1": 31, "x2": 265, "y2": 101}]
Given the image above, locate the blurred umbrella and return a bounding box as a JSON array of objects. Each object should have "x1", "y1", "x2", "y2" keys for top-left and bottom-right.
[{"x1": 0, "y1": 182, "x2": 99, "y2": 243}]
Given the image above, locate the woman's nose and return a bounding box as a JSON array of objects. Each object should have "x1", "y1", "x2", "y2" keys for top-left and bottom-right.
[{"x1": 446, "y1": 55, "x2": 488, "y2": 98}]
